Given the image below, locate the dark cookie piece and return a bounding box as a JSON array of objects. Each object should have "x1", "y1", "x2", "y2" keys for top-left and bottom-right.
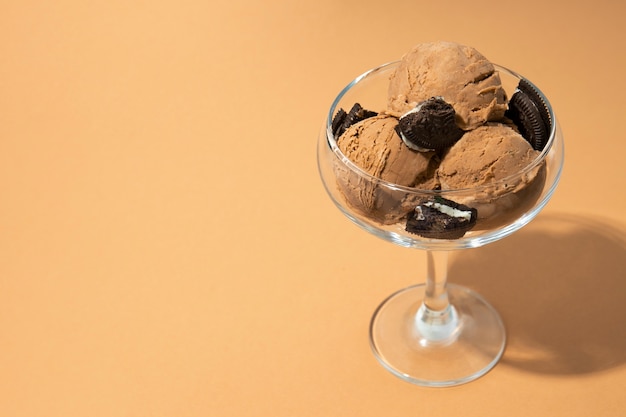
[
  {"x1": 395, "y1": 97, "x2": 464, "y2": 152},
  {"x1": 331, "y1": 108, "x2": 347, "y2": 138},
  {"x1": 505, "y1": 80, "x2": 552, "y2": 151},
  {"x1": 331, "y1": 103, "x2": 377, "y2": 138},
  {"x1": 518, "y1": 79, "x2": 551, "y2": 132},
  {"x1": 506, "y1": 92, "x2": 547, "y2": 151},
  {"x1": 405, "y1": 196, "x2": 478, "y2": 239}
]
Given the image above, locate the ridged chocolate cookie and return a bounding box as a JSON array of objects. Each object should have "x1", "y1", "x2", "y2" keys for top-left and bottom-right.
[
  {"x1": 331, "y1": 103, "x2": 377, "y2": 138},
  {"x1": 505, "y1": 79, "x2": 552, "y2": 151},
  {"x1": 405, "y1": 196, "x2": 478, "y2": 239},
  {"x1": 395, "y1": 97, "x2": 464, "y2": 151}
]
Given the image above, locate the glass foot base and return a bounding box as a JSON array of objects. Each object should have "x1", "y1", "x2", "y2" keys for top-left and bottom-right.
[{"x1": 369, "y1": 283, "x2": 506, "y2": 387}]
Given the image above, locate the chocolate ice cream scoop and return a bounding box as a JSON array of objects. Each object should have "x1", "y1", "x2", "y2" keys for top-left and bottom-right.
[
  {"x1": 437, "y1": 123, "x2": 540, "y2": 191},
  {"x1": 387, "y1": 41, "x2": 507, "y2": 130},
  {"x1": 436, "y1": 123, "x2": 546, "y2": 230},
  {"x1": 337, "y1": 113, "x2": 437, "y2": 187},
  {"x1": 334, "y1": 113, "x2": 439, "y2": 224}
]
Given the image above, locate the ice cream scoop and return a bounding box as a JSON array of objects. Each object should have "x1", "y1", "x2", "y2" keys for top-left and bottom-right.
[
  {"x1": 387, "y1": 41, "x2": 507, "y2": 130},
  {"x1": 334, "y1": 113, "x2": 438, "y2": 223},
  {"x1": 437, "y1": 123, "x2": 545, "y2": 229},
  {"x1": 437, "y1": 123, "x2": 539, "y2": 191},
  {"x1": 337, "y1": 113, "x2": 437, "y2": 187}
]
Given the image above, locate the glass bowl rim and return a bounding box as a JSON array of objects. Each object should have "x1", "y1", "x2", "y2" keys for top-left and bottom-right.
[{"x1": 324, "y1": 61, "x2": 557, "y2": 196}]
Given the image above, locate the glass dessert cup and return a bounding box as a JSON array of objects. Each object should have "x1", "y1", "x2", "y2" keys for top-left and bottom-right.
[{"x1": 317, "y1": 62, "x2": 564, "y2": 387}]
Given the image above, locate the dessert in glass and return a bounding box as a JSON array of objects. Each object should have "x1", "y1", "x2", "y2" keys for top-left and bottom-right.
[{"x1": 317, "y1": 42, "x2": 564, "y2": 387}]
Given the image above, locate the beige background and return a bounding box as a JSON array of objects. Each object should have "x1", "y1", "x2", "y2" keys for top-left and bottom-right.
[{"x1": 1, "y1": 0, "x2": 625, "y2": 416}]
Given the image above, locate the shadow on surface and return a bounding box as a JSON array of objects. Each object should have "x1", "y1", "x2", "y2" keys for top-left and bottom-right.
[{"x1": 451, "y1": 212, "x2": 626, "y2": 375}]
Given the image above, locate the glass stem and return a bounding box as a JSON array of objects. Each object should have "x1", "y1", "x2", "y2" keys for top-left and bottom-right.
[
  {"x1": 424, "y1": 250, "x2": 450, "y2": 312},
  {"x1": 415, "y1": 250, "x2": 459, "y2": 343}
]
